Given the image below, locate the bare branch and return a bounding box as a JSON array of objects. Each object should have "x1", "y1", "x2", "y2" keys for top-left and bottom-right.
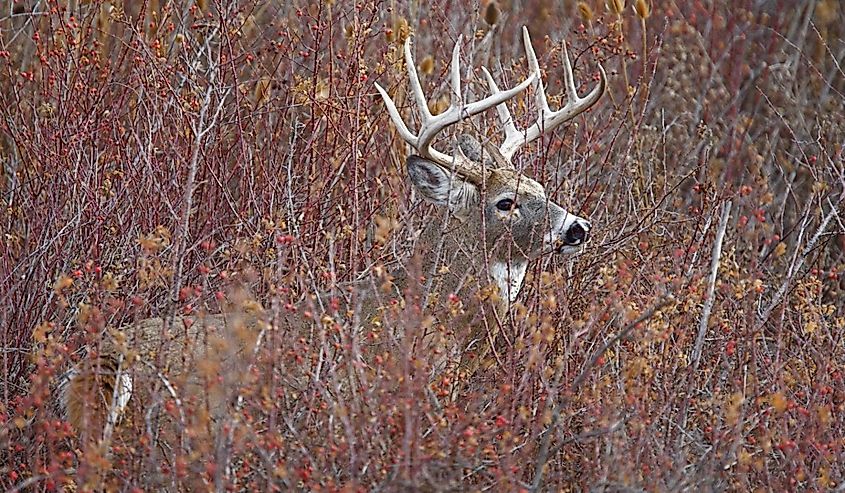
[{"x1": 692, "y1": 200, "x2": 732, "y2": 368}]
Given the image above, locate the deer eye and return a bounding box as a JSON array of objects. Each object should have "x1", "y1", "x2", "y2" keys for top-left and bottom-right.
[{"x1": 495, "y1": 198, "x2": 516, "y2": 211}]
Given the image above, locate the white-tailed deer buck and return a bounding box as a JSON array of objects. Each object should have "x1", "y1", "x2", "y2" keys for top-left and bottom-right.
[
  {"x1": 374, "y1": 26, "x2": 605, "y2": 374},
  {"x1": 55, "y1": 26, "x2": 604, "y2": 477}
]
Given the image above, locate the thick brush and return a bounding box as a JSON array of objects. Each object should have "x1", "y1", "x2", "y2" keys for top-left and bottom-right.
[{"x1": 1, "y1": 0, "x2": 844, "y2": 490}]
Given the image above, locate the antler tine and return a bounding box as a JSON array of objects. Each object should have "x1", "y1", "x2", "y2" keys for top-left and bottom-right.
[
  {"x1": 374, "y1": 77, "x2": 415, "y2": 147},
  {"x1": 375, "y1": 35, "x2": 535, "y2": 180},
  {"x1": 414, "y1": 36, "x2": 465, "y2": 164},
  {"x1": 404, "y1": 36, "x2": 432, "y2": 121},
  {"x1": 497, "y1": 26, "x2": 607, "y2": 161}
]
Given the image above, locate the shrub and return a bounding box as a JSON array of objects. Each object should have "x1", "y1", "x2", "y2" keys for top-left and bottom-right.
[{"x1": 1, "y1": 0, "x2": 843, "y2": 490}]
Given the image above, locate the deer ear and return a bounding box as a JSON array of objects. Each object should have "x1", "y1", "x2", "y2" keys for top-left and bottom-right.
[{"x1": 407, "y1": 156, "x2": 478, "y2": 216}]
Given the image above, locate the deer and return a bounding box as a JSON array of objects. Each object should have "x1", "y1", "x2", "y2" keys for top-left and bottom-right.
[
  {"x1": 373, "y1": 26, "x2": 605, "y2": 379},
  {"x1": 51, "y1": 26, "x2": 604, "y2": 485}
]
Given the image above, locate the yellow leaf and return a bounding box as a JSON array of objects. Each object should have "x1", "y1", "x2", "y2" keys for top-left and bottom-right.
[
  {"x1": 53, "y1": 274, "x2": 73, "y2": 294},
  {"x1": 770, "y1": 392, "x2": 787, "y2": 414},
  {"x1": 32, "y1": 322, "x2": 53, "y2": 343},
  {"x1": 818, "y1": 405, "x2": 832, "y2": 427},
  {"x1": 803, "y1": 320, "x2": 819, "y2": 334}
]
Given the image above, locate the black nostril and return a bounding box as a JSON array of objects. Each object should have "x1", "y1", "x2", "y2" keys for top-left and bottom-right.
[{"x1": 565, "y1": 223, "x2": 587, "y2": 245}]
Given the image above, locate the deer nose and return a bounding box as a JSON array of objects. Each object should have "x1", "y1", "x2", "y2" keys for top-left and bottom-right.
[{"x1": 564, "y1": 220, "x2": 590, "y2": 246}]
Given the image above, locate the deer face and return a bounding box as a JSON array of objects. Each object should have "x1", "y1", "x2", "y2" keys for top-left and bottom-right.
[
  {"x1": 408, "y1": 155, "x2": 591, "y2": 261},
  {"x1": 484, "y1": 167, "x2": 591, "y2": 258}
]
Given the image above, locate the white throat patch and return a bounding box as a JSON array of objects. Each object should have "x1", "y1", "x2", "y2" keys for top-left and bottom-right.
[{"x1": 489, "y1": 260, "x2": 528, "y2": 304}]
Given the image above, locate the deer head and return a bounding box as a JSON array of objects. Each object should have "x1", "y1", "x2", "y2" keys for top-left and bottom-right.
[{"x1": 375, "y1": 27, "x2": 606, "y2": 302}]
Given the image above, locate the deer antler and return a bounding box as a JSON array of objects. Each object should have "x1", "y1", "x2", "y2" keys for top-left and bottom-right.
[
  {"x1": 375, "y1": 35, "x2": 535, "y2": 181},
  {"x1": 483, "y1": 26, "x2": 606, "y2": 162}
]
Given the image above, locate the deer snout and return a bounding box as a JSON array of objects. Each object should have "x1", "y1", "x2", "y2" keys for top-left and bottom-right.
[{"x1": 563, "y1": 219, "x2": 591, "y2": 246}]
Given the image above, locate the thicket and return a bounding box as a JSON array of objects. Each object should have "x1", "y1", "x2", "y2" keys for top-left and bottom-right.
[{"x1": 1, "y1": 0, "x2": 843, "y2": 490}]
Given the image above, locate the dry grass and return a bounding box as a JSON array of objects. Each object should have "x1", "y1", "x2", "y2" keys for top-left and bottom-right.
[{"x1": 1, "y1": 0, "x2": 844, "y2": 491}]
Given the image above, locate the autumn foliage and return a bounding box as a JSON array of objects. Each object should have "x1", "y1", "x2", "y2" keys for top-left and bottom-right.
[{"x1": 1, "y1": 0, "x2": 844, "y2": 491}]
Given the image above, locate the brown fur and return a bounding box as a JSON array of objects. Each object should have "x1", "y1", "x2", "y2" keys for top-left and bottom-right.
[
  {"x1": 63, "y1": 355, "x2": 122, "y2": 439},
  {"x1": 59, "y1": 300, "x2": 268, "y2": 488}
]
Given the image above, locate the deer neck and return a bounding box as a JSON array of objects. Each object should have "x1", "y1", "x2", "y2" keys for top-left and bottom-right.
[
  {"x1": 488, "y1": 259, "x2": 528, "y2": 306},
  {"x1": 417, "y1": 217, "x2": 528, "y2": 313}
]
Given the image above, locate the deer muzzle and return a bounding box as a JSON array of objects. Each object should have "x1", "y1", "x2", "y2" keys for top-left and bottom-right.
[{"x1": 559, "y1": 218, "x2": 591, "y2": 252}]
